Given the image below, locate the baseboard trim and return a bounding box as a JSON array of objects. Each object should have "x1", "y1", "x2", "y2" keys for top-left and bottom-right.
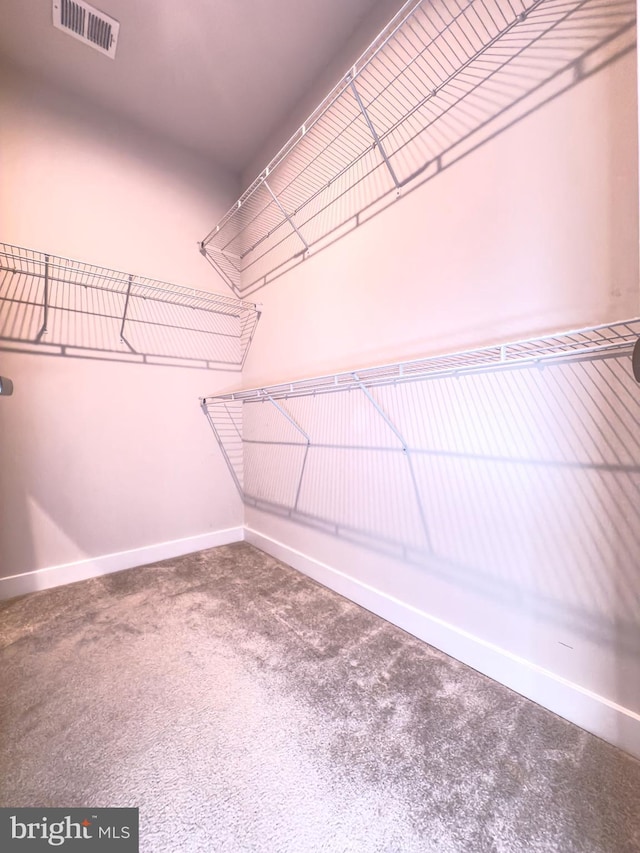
[
  {"x1": 0, "y1": 527, "x2": 245, "y2": 600},
  {"x1": 245, "y1": 526, "x2": 640, "y2": 760}
]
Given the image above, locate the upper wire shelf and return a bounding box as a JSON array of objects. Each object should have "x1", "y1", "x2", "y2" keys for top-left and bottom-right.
[
  {"x1": 201, "y1": 0, "x2": 636, "y2": 296},
  {"x1": 203, "y1": 318, "x2": 640, "y2": 402},
  {"x1": 0, "y1": 243, "x2": 260, "y2": 369}
]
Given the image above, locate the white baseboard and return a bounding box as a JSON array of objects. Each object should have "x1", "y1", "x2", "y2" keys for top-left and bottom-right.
[
  {"x1": 245, "y1": 526, "x2": 640, "y2": 761},
  {"x1": 0, "y1": 527, "x2": 244, "y2": 600}
]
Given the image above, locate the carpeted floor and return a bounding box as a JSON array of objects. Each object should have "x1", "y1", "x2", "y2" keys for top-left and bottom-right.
[{"x1": 0, "y1": 542, "x2": 639, "y2": 852}]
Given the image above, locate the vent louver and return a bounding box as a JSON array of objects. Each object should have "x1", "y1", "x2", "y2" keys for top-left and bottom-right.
[{"x1": 53, "y1": 0, "x2": 119, "y2": 58}]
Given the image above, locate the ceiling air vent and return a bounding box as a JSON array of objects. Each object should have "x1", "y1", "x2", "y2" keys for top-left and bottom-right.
[{"x1": 52, "y1": 0, "x2": 119, "y2": 58}]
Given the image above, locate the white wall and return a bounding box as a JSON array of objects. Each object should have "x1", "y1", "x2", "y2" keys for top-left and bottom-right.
[
  {"x1": 238, "y1": 28, "x2": 640, "y2": 756},
  {"x1": 0, "y1": 64, "x2": 244, "y2": 593}
]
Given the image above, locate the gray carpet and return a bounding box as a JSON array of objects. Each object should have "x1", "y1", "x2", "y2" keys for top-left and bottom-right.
[{"x1": 1, "y1": 542, "x2": 639, "y2": 852}]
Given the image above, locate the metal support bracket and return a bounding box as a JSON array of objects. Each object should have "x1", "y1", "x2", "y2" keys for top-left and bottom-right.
[
  {"x1": 223, "y1": 401, "x2": 244, "y2": 443},
  {"x1": 262, "y1": 391, "x2": 311, "y2": 510},
  {"x1": 353, "y1": 374, "x2": 432, "y2": 551},
  {"x1": 264, "y1": 179, "x2": 310, "y2": 254},
  {"x1": 348, "y1": 74, "x2": 400, "y2": 190},
  {"x1": 36, "y1": 255, "x2": 49, "y2": 341},
  {"x1": 262, "y1": 391, "x2": 311, "y2": 444},
  {"x1": 119, "y1": 274, "x2": 136, "y2": 352},
  {"x1": 353, "y1": 374, "x2": 407, "y2": 450},
  {"x1": 202, "y1": 400, "x2": 244, "y2": 498}
]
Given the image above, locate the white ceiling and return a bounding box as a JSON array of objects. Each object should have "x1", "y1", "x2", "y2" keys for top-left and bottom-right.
[{"x1": 0, "y1": 0, "x2": 405, "y2": 175}]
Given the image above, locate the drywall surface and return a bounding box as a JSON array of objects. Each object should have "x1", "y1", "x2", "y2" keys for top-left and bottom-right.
[
  {"x1": 0, "y1": 64, "x2": 238, "y2": 284},
  {"x1": 0, "y1": 66, "x2": 243, "y2": 587},
  {"x1": 237, "y1": 38, "x2": 640, "y2": 753}
]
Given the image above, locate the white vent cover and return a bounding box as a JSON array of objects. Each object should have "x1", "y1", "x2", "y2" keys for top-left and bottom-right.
[{"x1": 52, "y1": 0, "x2": 119, "y2": 58}]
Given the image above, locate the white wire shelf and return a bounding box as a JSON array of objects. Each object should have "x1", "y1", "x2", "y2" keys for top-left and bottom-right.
[
  {"x1": 201, "y1": 315, "x2": 640, "y2": 661},
  {"x1": 0, "y1": 243, "x2": 260, "y2": 369},
  {"x1": 201, "y1": 0, "x2": 636, "y2": 296},
  {"x1": 202, "y1": 318, "x2": 640, "y2": 403}
]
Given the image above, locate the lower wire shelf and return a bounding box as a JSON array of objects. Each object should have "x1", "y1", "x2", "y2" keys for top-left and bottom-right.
[
  {"x1": 203, "y1": 317, "x2": 640, "y2": 404},
  {"x1": 201, "y1": 316, "x2": 640, "y2": 667}
]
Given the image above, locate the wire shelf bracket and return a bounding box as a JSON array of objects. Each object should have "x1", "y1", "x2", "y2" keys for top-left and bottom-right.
[
  {"x1": 35, "y1": 254, "x2": 50, "y2": 342},
  {"x1": 347, "y1": 73, "x2": 401, "y2": 191},
  {"x1": 353, "y1": 371, "x2": 433, "y2": 549}
]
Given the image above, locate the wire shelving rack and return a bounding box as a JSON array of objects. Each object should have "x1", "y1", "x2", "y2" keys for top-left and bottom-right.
[
  {"x1": 201, "y1": 317, "x2": 640, "y2": 675},
  {"x1": 203, "y1": 318, "x2": 640, "y2": 404},
  {"x1": 201, "y1": 315, "x2": 640, "y2": 513},
  {"x1": 0, "y1": 243, "x2": 260, "y2": 369},
  {"x1": 200, "y1": 0, "x2": 636, "y2": 296}
]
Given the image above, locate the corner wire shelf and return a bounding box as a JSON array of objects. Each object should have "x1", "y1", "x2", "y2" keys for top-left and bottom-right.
[
  {"x1": 200, "y1": 0, "x2": 636, "y2": 297},
  {"x1": 0, "y1": 243, "x2": 261, "y2": 369},
  {"x1": 203, "y1": 318, "x2": 640, "y2": 404}
]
